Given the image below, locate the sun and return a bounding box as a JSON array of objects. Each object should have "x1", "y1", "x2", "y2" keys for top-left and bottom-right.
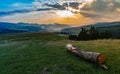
[{"x1": 55, "y1": 10, "x2": 74, "y2": 18}]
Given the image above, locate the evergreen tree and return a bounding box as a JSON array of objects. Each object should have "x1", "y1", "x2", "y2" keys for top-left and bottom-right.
[
  {"x1": 78, "y1": 28, "x2": 88, "y2": 40},
  {"x1": 100, "y1": 31, "x2": 112, "y2": 39},
  {"x1": 88, "y1": 26, "x2": 99, "y2": 40}
]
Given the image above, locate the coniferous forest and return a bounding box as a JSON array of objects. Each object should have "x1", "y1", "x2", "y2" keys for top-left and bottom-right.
[{"x1": 69, "y1": 26, "x2": 112, "y2": 40}]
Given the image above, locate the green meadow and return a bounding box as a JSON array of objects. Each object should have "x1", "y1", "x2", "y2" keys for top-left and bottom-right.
[{"x1": 0, "y1": 33, "x2": 120, "y2": 74}]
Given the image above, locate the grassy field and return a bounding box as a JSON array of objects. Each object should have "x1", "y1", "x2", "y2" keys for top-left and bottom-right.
[{"x1": 0, "y1": 32, "x2": 120, "y2": 74}]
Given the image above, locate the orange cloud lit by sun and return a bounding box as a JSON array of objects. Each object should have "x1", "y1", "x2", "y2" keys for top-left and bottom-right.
[
  {"x1": 116, "y1": 8, "x2": 120, "y2": 12},
  {"x1": 54, "y1": 13, "x2": 94, "y2": 26},
  {"x1": 19, "y1": 11, "x2": 94, "y2": 26},
  {"x1": 100, "y1": 18, "x2": 112, "y2": 22}
]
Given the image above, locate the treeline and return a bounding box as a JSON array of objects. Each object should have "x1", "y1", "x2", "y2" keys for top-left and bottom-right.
[{"x1": 69, "y1": 26, "x2": 112, "y2": 40}]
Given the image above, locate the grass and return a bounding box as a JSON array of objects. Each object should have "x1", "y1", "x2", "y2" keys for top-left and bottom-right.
[{"x1": 0, "y1": 32, "x2": 120, "y2": 74}]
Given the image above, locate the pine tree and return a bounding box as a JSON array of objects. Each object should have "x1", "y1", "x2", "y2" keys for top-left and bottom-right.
[
  {"x1": 88, "y1": 26, "x2": 99, "y2": 40},
  {"x1": 78, "y1": 28, "x2": 88, "y2": 40}
]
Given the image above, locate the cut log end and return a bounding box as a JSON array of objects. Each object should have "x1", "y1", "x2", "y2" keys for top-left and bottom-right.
[
  {"x1": 97, "y1": 54, "x2": 106, "y2": 64},
  {"x1": 97, "y1": 54, "x2": 108, "y2": 69}
]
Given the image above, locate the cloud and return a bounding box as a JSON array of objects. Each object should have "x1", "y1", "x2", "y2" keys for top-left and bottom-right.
[
  {"x1": 0, "y1": 10, "x2": 95, "y2": 26},
  {"x1": 81, "y1": 0, "x2": 120, "y2": 12},
  {"x1": 70, "y1": 0, "x2": 120, "y2": 23},
  {"x1": 11, "y1": 3, "x2": 27, "y2": 7},
  {"x1": 47, "y1": 0, "x2": 120, "y2": 19},
  {"x1": 9, "y1": 2, "x2": 33, "y2": 10},
  {"x1": 116, "y1": 0, "x2": 120, "y2": 2}
]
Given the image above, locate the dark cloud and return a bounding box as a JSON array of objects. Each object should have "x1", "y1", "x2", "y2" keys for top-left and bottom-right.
[
  {"x1": 67, "y1": 0, "x2": 120, "y2": 20},
  {"x1": 48, "y1": 0, "x2": 120, "y2": 19},
  {"x1": 0, "y1": 8, "x2": 52, "y2": 16},
  {"x1": 82, "y1": 0, "x2": 120, "y2": 12},
  {"x1": 80, "y1": 11, "x2": 100, "y2": 18}
]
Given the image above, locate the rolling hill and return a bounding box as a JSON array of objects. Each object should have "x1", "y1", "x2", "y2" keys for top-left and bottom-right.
[{"x1": 0, "y1": 32, "x2": 120, "y2": 74}]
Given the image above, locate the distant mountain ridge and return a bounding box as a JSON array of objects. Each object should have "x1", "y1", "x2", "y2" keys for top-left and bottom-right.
[
  {"x1": 61, "y1": 21, "x2": 120, "y2": 38},
  {"x1": 0, "y1": 22, "x2": 69, "y2": 34}
]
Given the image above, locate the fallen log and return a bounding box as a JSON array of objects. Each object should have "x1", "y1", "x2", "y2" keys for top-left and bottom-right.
[{"x1": 66, "y1": 44, "x2": 108, "y2": 69}]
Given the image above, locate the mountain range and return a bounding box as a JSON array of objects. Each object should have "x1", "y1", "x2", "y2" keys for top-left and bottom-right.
[
  {"x1": 0, "y1": 22, "x2": 69, "y2": 34},
  {"x1": 1, "y1": 21, "x2": 120, "y2": 38},
  {"x1": 61, "y1": 21, "x2": 120, "y2": 38}
]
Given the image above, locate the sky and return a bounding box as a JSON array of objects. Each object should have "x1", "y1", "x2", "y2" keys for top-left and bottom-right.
[
  {"x1": 0, "y1": 0, "x2": 120, "y2": 26},
  {"x1": 0, "y1": 0, "x2": 33, "y2": 10}
]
